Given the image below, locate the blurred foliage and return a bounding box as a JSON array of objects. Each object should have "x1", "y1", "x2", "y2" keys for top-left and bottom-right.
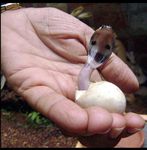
[
  {"x1": 70, "y1": 6, "x2": 92, "y2": 19},
  {"x1": 2, "y1": 107, "x2": 53, "y2": 127},
  {"x1": 26, "y1": 111, "x2": 53, "y2": 127},
  {"x1": 45, "y1": 3, "x2": 68, "y2": 12}
]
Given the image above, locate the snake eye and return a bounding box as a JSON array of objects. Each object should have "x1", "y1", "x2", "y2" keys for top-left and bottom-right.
[
  {"x1": 91, "y1": 40, "x2": 96, "y2": 45},
  {"x1": 105, "y1": 44, "x2": 110, "y2": 49}
]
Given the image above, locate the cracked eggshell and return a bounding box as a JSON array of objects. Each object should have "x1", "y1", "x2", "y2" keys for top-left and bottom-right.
[{"x1": 75, "y1": 81, "x2": 126, "y2": 114}]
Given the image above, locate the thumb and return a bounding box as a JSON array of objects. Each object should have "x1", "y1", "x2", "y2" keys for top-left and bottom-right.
[{"x1": 21, "y1": 86, "x2": 88, "y2": 134}]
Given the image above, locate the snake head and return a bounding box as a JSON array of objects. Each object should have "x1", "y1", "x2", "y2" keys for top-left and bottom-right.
[{"x1": 87, "y1": 25, "x2": 115, "y2": 69}]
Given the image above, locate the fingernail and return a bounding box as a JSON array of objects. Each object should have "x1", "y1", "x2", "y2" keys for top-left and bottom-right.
[
  {"x1": 127, "y1": 128, "x2": 141, "y2": 134},
  {"x1": 109, "y1": 127, "x2": 124, "y2": 139}
]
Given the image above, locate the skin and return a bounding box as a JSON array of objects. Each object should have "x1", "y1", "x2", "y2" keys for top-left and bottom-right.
[{"x1": 1, "y1": 7, "x2": 145, "y2": 147}]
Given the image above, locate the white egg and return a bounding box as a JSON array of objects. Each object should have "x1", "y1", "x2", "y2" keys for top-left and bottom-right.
[{"x1": 75, "y1": 81, "x2": 126, "y2": 113}]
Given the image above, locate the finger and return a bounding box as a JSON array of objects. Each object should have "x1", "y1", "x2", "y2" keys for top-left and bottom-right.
[
  {"x1": 99, "y1": 53, "x2": 139, "y2": 93},
  {"x1": 78, "y1": 108, "x2": 120, "y2": 148},
  {"x1": 125, "y1": 112, "x2": 145, "y2": 134},
  {"x1": 57, "y1": 106, "x2": 113, "y2": 137},
  {"x1": 22, "y1": 86, "x2": 113, "y2": 136},
  {"x1": 22, "y1": 86, "x2": 88, "y2": 135},
  {"x1": 78, "y1": 112, "x2": 122, "y2": 148},
  {"x1": 85, "y1": 106, "x2": 113, "y2": 135},
  {"x1": 109, "y1": 113, "x2": 126, "y2": 139}
]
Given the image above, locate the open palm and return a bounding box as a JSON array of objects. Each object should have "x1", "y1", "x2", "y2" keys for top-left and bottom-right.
[
  {"x1": 1, "y1": 7, "x2": 145, "y2": 147},
  {"x1": 1, "y1": 7, "x2": 95, "y2": 131}
]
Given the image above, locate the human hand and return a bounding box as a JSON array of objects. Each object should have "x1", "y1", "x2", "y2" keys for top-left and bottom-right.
[{"x1": 1, "y1": 7, "x2": 145, "y2": 147}]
